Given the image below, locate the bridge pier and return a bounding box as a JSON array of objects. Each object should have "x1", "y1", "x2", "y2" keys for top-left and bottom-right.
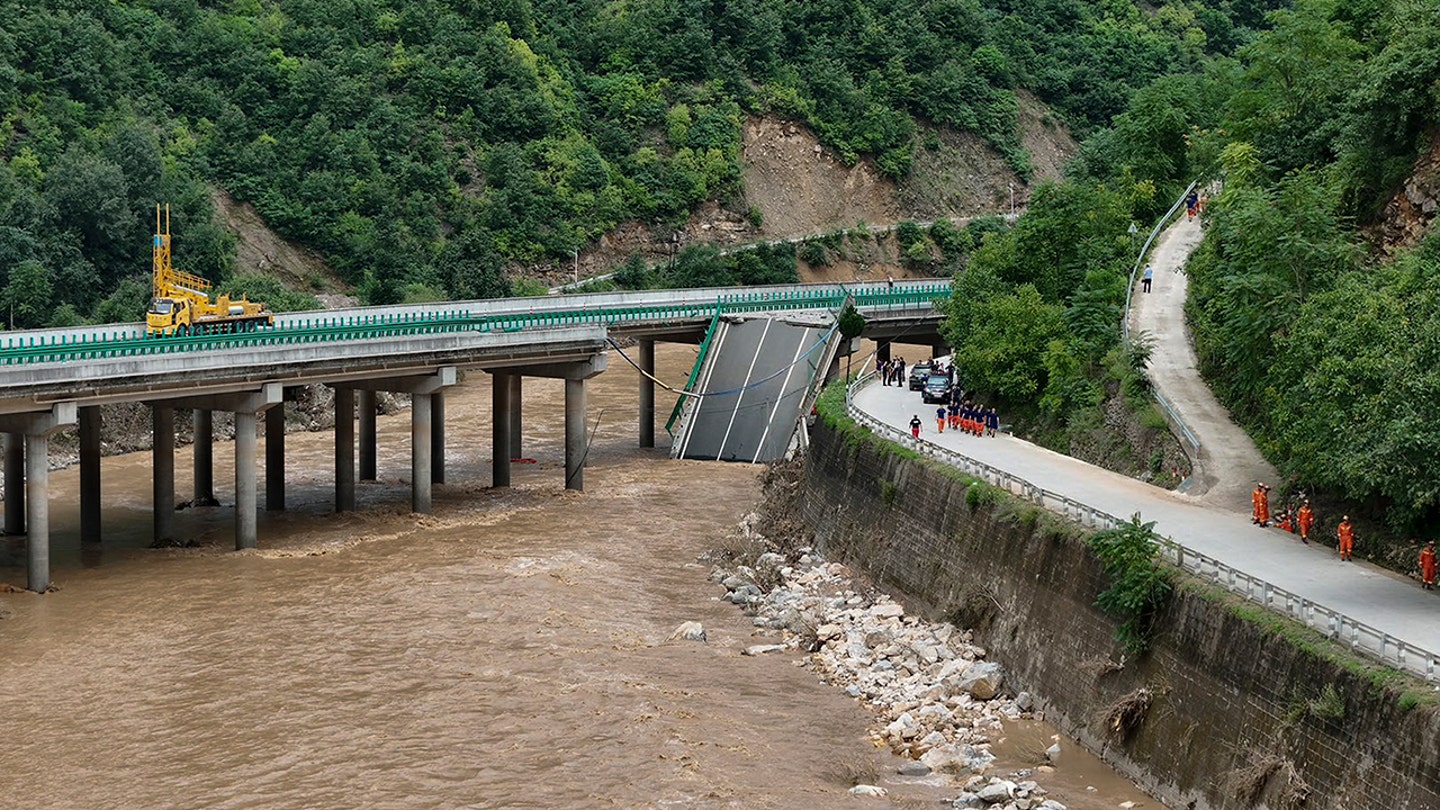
[
  {"x1": 509, "y1": 375, "x2": 523, "y2": 459},
  {"x1": 412, "y1": 393, "x2": 433, "y2": 512},
  {"x1": 430, "y1": 391, "x2": 445, "y2": 487},
  {"x1": 876, "y1": 340, "x2": 891, "y2": 366},
  {"x1": 358, "y1": 390, "x2": 377, "y2": 481},
  {"x1": 153, "y1": 405, "x2": 175, "y2": 544},
  {"x1": 80, "y1": 406, "x2": 101, "y2": 543},
  {"x1": 335, "y1": 387, "x2": 355, "y2": 512},
  {"x1": 0, "y1": 404, "x2": 77, "y2": 592},
  {"x1": 266, "y1": 405, "x2": 285, "y2": 511},
  {"x1": 193, "y1": 410, "x2": 218, "y2": 507},
  {"x1": 638, "y1": 339, "x2": 655, "y2": 448},
  {"x1": 565, "y1": 378, "x2": 586, "y2": 491},
  {"x1": 335, "y1": 370, "x2": 455, "y2": 513},
  {"x1": 160, "y1": 386, "x2": 283, "y2": 551},
  {"x1": 492, "y1": 372, "x2": 512, "y2": 488}
]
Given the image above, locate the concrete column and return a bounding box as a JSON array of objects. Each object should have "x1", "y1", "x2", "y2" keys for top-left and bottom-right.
[
  {"x1": 877, "y1": 340, "x2": 892, "y2": 365},
  {"x1": 358, "y1": 390, "x2": 377, "y2": 481},
  {"x1": 565, "y1": 378, "x2": 586, "y2": 492},
  {"x1": 335, "y1": 387, "x2": 355, "y2": 512},
  {"x1": 412, "y1": 393, "x2": 433, "y2": 513},
  {"x1": 638, "y1": 339, "x2": 655, "y2": 448},
  {"x1": 492, "y1": 373, "x2": 511, "y2": 488},
  {"x1": 4, "y1": 432, "x2": 23, "y2": 534},
  {"x1": 234, "y1": 411, "x2": 257, "y2": 550},
  {"x1": 153, "y1": 405, "x2": 175, "y2": 544},
  {"x1": 265, "y1": 405, "x2": 285, "y2": 511},
  {"x1": 80, "y1": 406, "x2": 101, "y2": 543},
  {"x1": 193, "y1": 410, "x2": 216, "y2": 507},
  {"x1": 508, "y1": 375, "x2": 523, "y2": 458},
  {"x1": 431, "y1": 391, "x2": 445, "y2": 486},
  {"x1": 931, "y1": 340, "x2": 949, "y2": 359},
  {"x1": 25, "y1": 433, "x2": 49, "y2": 592}
]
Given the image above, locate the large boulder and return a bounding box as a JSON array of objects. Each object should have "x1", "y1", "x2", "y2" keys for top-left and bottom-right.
[{"x1": 956, "y1": 662, "x2": 1006, "y2": 700}]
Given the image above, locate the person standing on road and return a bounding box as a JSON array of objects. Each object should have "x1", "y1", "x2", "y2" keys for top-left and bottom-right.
[
  {"x1": 896, "y1": 357, "x2": 906, "y2": 387},
  {"x1": 936, "y1": 405, "x2": 947, "y2": 434},
  {"x1": 1252, "y1": 483, "x2": 1271, "y2": 527},
  {"x1": 1420, "y1": 541, "x2": 1437, "y2": 590},
  {"x1": 1142, "y1": 265, "x2": 1153, "y2": 293},
  {"x1": 986, "y1": 406, "x2": 999, "y2": 437},
  {"x1": 1337, "y1": 516, "x2": 1355, "y2": 561},
  {"x1": 909, "y1": 414, "x2": 922, "y2": 438},
  {"x1": 1297, "y1": 500, "x2": 1314, "y2": 544}
]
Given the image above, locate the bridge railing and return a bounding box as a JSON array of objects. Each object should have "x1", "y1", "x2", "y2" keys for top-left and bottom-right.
[
  {"x1": 843, "y1": 374, "x2": 1440, "y2": 682},
  {"x1": 0, "y1": 281, "x2": 952, "y2": 367}
]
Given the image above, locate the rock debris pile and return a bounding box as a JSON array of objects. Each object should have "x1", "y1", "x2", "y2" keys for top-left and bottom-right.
[{"x1": 704, "y1": 529, "x2": 1070, "y2": 810}]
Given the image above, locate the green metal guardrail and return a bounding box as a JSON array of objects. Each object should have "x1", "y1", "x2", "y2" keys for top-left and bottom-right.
[{"x1": 0, "y1": 283, "x2": 952, "y2": 367}]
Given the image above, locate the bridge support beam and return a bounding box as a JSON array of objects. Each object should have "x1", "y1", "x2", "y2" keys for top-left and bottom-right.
[
  {"x1": 430, "y1": 391, "x2": 445, "y2": 487},
  {"x1": 492, "y1": 373, "x2": 512, "y2": 488},
  {"x1": 193, "y1": 410, "x2": 217, "y2": 507},
  {"x1": 334, "y1": 370, "x2": 455, "y2": 514},
  {"x1": 509, "y1": 375, "x2": 523, "y2": 459},
  {"x1": 80, "y1": 406, "x2": 101, "y2": 543},
  {"x1": 412, "y1": 393, "x2": 433, "y2": 513},
  {"x1": 153, "y1": 406, "x2": 175, "y2": 545},
  {"x1": 876, "y1": 340, "x2": 891, "y2": 366},
  {"x1": 335, "y1": 387, "x2": 355, "y2": 513},
  {"x1": 358, "y1": 390, "x2": 377, "y2": 481},
  {"x1": 490, "y1": 354, "x2": 606, "y2": 492},
  {"x1": 638, "y1": 339, "x2": 655, "y2": 448},
  {"x1": 565, "y1": 379, "x2": 587, "y2": 491},
  {"x1": 159, "y1": 386, "x2": 283, "y2": 551},
  {"x1": 265, "y1": 405, "x2": 285, "y2": 511},
  {"x1": 0, "y1": 403, "x2": 78, "y2": 592},
  {"x1": 5, "y1": 432, "x2": 24, "y2": 535}
]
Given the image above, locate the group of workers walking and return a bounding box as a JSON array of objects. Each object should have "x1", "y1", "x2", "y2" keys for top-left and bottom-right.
[
  {"x1": 879, "y1": 357, "x2": 908, "y2": 387},
  {"x1": 1252, "y1": 481, "x2": 1439, "y2": 590}
]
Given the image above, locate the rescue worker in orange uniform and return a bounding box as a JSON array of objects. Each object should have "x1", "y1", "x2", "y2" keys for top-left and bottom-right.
[
  {"x1": 1297, "y1": 500, "x2": 1314, "y2": 544},
  {"x1": 1252, "y1": 483, "x2": 1271, "y2": 527},
  {"x1": 1337, "y1": 515, "x2": 1355, "y2": 561},
  {"x1": 1420, "y1": 541, "x2": 1437, "y2": 590}
]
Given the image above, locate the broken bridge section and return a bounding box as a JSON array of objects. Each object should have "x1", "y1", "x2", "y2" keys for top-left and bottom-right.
[{"x1": 670, "y1": 313, "x2": 841, "y2": 463}]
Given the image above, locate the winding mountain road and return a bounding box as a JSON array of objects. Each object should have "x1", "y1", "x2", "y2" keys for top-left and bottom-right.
[{"x1": 851, "y1": 214, "x2": 1439, "y2": 676}]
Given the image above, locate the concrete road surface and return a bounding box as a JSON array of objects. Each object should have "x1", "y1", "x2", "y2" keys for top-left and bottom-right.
[
  {"x1": 857, "y1": 382, "x2": 1440, "y2": 661},
  {"x1": 1127, "y1": 216, "x2": 1280, "y2": 513}
]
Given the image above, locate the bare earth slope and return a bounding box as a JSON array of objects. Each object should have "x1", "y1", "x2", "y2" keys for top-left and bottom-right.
[{"x1": 1128, "y1": 217, "x2": 1279, "y2": 514}]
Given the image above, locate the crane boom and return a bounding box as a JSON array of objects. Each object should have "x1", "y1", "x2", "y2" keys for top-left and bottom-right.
[{"x1": 145, "y1": 203, "x2": 273, "y2": 336}]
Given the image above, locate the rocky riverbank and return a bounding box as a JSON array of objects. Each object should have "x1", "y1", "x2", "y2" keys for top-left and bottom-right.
[{"x1": 701, "y1": 478, "x2": 1077, "y2": 809}]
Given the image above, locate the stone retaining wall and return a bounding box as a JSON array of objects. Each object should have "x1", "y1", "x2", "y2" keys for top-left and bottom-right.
[{"x1": 800, "y1": 420, "x2": 1440, "y2": 809}]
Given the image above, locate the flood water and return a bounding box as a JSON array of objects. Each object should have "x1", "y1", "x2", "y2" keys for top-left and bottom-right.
[{"x1": 0, "y1": 343, "x2": 1159, "y2": 808}]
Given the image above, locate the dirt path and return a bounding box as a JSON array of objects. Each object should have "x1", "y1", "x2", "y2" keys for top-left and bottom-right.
[{"x1": 1128, "y1": 216, "x2": 1279, "y2": 515}]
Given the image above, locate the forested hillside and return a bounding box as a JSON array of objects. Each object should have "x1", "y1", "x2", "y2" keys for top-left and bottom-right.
[
  {"x1": 937, "y1": 0, "x2": 1440, "y2": 546},
  {"x1": 1, "y1": 0, "x2": 1277, "y2": 327}
]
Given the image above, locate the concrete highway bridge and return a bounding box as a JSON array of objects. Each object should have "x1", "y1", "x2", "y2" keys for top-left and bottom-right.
[{"x1": 0, "y1": 280, "x2": 950, "y2": 591}]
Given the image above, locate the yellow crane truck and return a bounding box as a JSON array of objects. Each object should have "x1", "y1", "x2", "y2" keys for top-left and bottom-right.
[{"x1": 146, "y1": 203, "x2": 273, "y2": 336}]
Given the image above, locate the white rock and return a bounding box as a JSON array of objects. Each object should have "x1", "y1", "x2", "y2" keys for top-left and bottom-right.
[
  {"x1": 816, "y1": 623, "x2": 843, "y2": 641},
  {"x1": 957, "y1": 661, "x2": 1006, "y2": 700},
  {"x1": 870, "y1": 602, "x2": 904, "y2": 618},
  {"x1": 742, "y1": 644, "x2": 786, "y2": 656},
  {"x1": 1044, "y1": 743, "x2": 1061, "y2": 762},
  {"x1": 667, "y1": 621, "x2": 707, "y2": 642},
  {"x1": 848, "y1": 784, "x2": 887, "y2": 797},
  {"x1": 977, "y1": 780, "x2": 1015, "y2": 803}
]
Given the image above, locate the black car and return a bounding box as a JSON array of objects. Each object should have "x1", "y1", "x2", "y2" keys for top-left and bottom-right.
[
  {"x1": 921, "y1": 374, "x2": 952, "y2": 404},
  {"x1": 908, "y1": 361, "x2": 933, "y2": 391}
]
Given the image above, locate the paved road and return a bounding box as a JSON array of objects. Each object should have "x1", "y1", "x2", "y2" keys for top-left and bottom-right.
[
  {"x1": 856, "y1": 382, "x2": 1440, "y2": 660},
  {"x1": 1128, "y1": 216, "x2": 1279, "y2": 513}
]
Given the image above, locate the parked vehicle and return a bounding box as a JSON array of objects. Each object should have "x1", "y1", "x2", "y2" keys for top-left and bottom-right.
[
  {"x1": 908, "y1": 361, "x2": 933, "y2": 391},
  {"x1": 921, "y1": 374, "x2": 952, "y2": 404}
]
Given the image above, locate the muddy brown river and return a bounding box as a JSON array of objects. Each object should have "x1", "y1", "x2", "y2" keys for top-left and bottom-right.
[{"x1": 0, "y1": 343, "x2": 1159, "y2": 808}]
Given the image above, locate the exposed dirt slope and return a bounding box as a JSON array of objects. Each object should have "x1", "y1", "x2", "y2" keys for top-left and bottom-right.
[
  {"x1": 212, "y1": 189, "x2": 343, "y2": 293},
  {"x1": 1371, "y1": 127, "x2": 1440, "y2": 254}
]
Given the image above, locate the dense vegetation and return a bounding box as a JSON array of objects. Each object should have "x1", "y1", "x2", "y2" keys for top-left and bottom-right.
[
  {"x1": 3, "y1": 0, "x2": 1280, "y2": 328},
  {"x1": 940, "y1": 0, "x2": 1440, "y2": 541}
]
